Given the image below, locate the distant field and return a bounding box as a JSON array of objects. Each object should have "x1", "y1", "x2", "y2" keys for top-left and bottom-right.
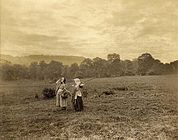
[{"x1": 0, "y1": 76, "x2": 178, "y2": 140}]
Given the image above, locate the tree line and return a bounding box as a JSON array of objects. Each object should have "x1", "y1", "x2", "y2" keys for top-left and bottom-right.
[{"x1": 0, "y1": 53, "x2": 178, "y2": 81}]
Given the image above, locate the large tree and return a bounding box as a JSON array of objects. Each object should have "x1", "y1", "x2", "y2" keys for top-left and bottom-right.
[
  {"x1": 107, "y1": 53, "x2": 120, "y2": 62},
  {"x1": 79, "y1": 58, "x2": 94, "y2": 78},
  {"x1": 107, "y1": 53, "x2": 122, "y2": 76},
  {"x1": 29, "y1": 62, "x2": 38, "y2": 80},
  {"x1": 137, "y1": 53, "x2": 155, "y2": 75},
  {"x1": 122, "y1": 60, "x2": 135, "y2": 76},
  {"x1": 44, "y1": 61, "x2": 63, "y2": 80},
  {"x1": 68, "y1": 63, "x2": 79, "y2": 78},
  {"x1": 170, "y1": 60, "x2": 178, "y2": 74},
  {"x1": 93, "y1": 57, "x2": 109, "y2": 77}
]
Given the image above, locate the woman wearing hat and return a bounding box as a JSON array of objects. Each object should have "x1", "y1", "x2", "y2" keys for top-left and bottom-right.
[
  {"x1": 56, "y1": 77, "x2": 70, "y2": 110},
  {"x1": 72, "y1": 78, "x2": 84, "y2": 111}
]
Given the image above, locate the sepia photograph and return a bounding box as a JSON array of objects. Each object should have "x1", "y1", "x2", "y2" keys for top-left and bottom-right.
[{"x1": 0, "y1": 0, "x2": 178, "y2": 139}]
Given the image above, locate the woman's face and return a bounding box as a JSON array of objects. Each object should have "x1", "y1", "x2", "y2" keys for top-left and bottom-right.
[
  {"x1": 61, "y1": 77, "x2": 64, "y2": 82},
  {"x1": 74, "y1": 78, "x2": 80, "y2": 85}
]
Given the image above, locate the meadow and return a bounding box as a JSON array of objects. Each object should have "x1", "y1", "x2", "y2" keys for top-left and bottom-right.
[{"x1": 0, "y1": 75, "x2": 178, "y2": 140}]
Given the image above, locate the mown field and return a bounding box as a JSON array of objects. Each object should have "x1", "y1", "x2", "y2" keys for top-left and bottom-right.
[{"x1": 0, "y1": 75, "x2": 178, "y2": 140}]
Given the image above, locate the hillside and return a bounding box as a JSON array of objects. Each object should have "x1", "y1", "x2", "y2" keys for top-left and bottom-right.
[
  {"x1": 0, "y1": 59, "x2": 11, "y2": 65},
  {"x1": 0, "y1": 54, "x2": 85, "y2": 65},
  {"x1": 0, "y1": 76, "x2": 178, "y2": 139}
]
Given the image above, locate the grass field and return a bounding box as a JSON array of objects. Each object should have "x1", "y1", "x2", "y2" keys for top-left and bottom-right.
[{"x1": 0, "y1": 75, "x2": 178, "y2": 140}]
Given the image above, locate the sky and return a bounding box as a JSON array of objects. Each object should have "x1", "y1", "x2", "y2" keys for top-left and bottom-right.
[{"x1": 1, "y1": 0, "x2": 178, "y2": 62}]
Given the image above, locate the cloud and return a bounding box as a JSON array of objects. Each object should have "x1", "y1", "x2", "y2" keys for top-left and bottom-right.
[{"x1": 1, "y1": 0, "x2": 178, "y2": 62}]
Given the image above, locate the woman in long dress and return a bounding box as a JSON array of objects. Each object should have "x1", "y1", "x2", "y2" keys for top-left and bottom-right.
[
  {"x1": 73, "y1": 78, "x2": 84, "y2": 111},
  {"x1": 56, "y1": 77, "x2": 70, "y2": 110}
]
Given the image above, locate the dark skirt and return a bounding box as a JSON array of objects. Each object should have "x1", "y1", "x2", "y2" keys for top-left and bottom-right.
[{"x1": 74, "y1": 96, "x2": 83, "y2": 111}]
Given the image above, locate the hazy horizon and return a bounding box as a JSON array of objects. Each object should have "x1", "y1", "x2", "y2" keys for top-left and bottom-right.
[
  {"x1": 1, "y1": 0, "x2": 178, "y2": 63},
  {"x1": 1, "y1": 52, "x2": 178, "y2": 64},
  {"x1": 1, "y1": 53, "x2": 85, "y2": 58}
]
